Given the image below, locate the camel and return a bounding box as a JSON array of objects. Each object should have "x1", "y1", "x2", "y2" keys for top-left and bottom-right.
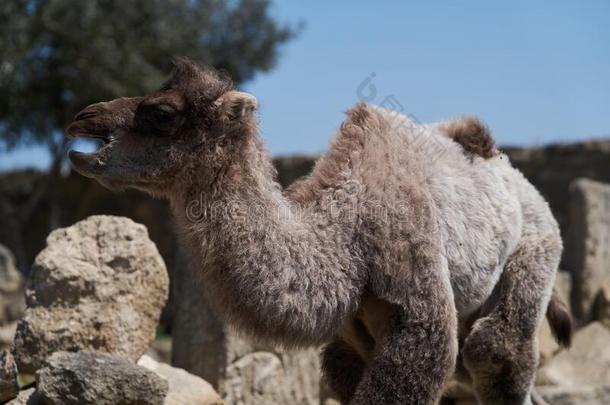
[{"x1": 66, "y1": 58, "x2": 571, "y2": 405}]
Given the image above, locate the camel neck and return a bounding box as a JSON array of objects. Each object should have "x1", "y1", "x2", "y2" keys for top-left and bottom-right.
[
  {"x1": 168, "y1": 133, "x2": 365, "y2": 346},
  {"x1": 172, "y1": 133, "x2": 285, "y2": 228}
]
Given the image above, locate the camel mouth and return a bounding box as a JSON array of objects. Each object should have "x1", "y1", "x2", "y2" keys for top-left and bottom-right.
[
  {"x1": 67, "y1": 149, "x2": 105, "y2": 177},
  {"x1": 66, "y1": 125, "x2": 115, "y2": 177},
  {"x1": 70, "y1": 132, "x2": 113, "y2": 144},
  {"x1": 66, "y1": 122, "x2": 115, "y2": 145}
]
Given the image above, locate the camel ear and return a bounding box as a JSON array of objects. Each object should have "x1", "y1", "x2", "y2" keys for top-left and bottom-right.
[{"x1": 215, "y1": 91, "x2": 258, "y2": 126}]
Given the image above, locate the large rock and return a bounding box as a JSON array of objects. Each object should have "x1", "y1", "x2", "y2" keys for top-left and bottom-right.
[
  {"x1": 5, "y1": 388, "x2": 41, "y2": 405},
  {"x1": 0, "y1": 244, "x2": 25, "y2": 326},
  {"x1": 172, "y1": 267, "x2": 320, "y2": 405},
  {"x1": 138, "y1": 355, "x2": 223, "y2": 405},
  {"x1": 538, "y1": 271, "x2": 572, "y2": 363},
  {"x1": 0, "y1": 322, "x2": 17, "y2": 351},
  {"x1": 13, "y1": 215, "x2": 169, "y2": 373},
  {"x1": 538, "y1": 322, "x2": 610, "y2": 386},
  {"x1": 566, "y1": 178, "x2": 610, "y2": 320},
  {"x1": 537, "y1": 385, "x2": 610, "y2": 405},
  {"x1": 148, "y1": 337, "x2": 172, "y2": 364},
  {"x1": 222, "y1": 350, "x2": 320, "y2": 405},
  {"x1": 36, "y1": 351, "x2": 168, "y2": 405},
  {"x1": 0, "y1": 350, "x2": 19, "y2": 403},
  {"x1": 0, "y1": 245, "x2": 22, "y2": 294}
]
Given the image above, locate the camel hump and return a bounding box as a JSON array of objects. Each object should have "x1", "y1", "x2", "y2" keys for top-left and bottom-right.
[{"x1": 444, "y1": 117, "x2": 498, "y2": 159}]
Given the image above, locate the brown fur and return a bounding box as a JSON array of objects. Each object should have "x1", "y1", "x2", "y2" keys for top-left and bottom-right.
[{"x1": 444, "y1": 117, "x2": 498, "y2": 159}]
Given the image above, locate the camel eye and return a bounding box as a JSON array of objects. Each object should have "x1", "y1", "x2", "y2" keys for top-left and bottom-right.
[
  {"x1": 135, "y1": 102, "x2": 181, "y2": 136},
  {"x1": 152, "y1": 105, "x2": 176, "y2": 123}
]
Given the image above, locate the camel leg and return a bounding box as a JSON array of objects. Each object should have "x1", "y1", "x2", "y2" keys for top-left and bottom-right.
[
  {"x1": 347, "y1": 309, "x2": 457, "y2": 404},
  {"x1": 321, "y1": 338, "x2": 366, "y2": 404},
  {"x1": 347, "y1": 277, "x2": 458, "y2": 405},
  {"x1": 461, "y1": 233, "x2": 561, "y2": 405}
]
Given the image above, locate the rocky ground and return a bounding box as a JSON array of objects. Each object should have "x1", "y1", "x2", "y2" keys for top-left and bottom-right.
[
  {"x1": 0, "y1": 143, "x2": 609, "y2": 404},
  {"x1": 0, "y1": 216, "x2": 224, "y2": 404}
]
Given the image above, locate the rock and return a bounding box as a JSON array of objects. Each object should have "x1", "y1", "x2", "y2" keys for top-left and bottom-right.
[
  {"x1": 36, "y1": 351, "x2": 168, "y2": 405},
  {"x1": 554, "y1": 271, "x2": 572, "y2": 305},
  {"x1": 149, "y1": 337, "x2": 172, "y2": 364},
  {"x1": 5, "y1": 388, "x2": 42, "y2": 405},
  {"x1": 538, "y1": 322, "x2": 610, "y2": 386},
  {"x1": 537, "y1": 385, "x2": 610, "y2": 405},
  {"x1": 222, "y1": 351, "x2": 294, "y2": 405},
  {"x1": 565, "y1": 178, "x2": 610, "y2": 320},
  {"x1": 171, "y1": 265, "x2": 320, "y2": 405},
  {"x1": 593, "y1": 281, "x2": 610, "y2": 330},
  {"x1": 538, "y1": 320, "x2": 559, "y2": 365},
  {"x1": 230, "y1": 339, "x2": 317, "y2": 404},
  {"x1": 138, "y1": 354, "x2": 224, "y2": 405},
  {"x1": 0, "y1": 244, "x2": 25, "y2": 326},
  {"x1": 220, "y1": 343, "x2": 320, "y2": 405},
  {"x1": 538, "y1": 271, "x2": 572, "y2": 363},
  {"x1": 0, "y1": 350, "x2": 19, "y2": 403},
  {"x1": 0, "y1": 322, "x2": 17, "y2": 351},
  {"x1": 0, "y1": 245, "x2": 22, "y2": 294},
  {"x1": 13, "y1": 215, "x2": 169, "y2": 373}
]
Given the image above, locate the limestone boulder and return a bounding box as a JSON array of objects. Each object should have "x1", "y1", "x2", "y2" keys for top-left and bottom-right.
[
  {"x1": 554, "y1": 270, "x2": 572, "y2": 305},
  {"x1": 223, "y1": 351, "x2": 293, "y2": 405},
  {"x1": 4, "y1": 388, "x2": 41, "y2": 405},
  {"x1": 0, "y1": 350, "x2": 19, "y2": 403},
  {"x1": 538, "y1": 271, "x2": 572, "y2": 363},
  {"x1": 538, "y1": 385, "x2": 610, "y2": 405},
  {"x1": 138, "y1": 355, "x2": 224, "y2": 405},
  {"x1": 538, "y1": 322, "x2": 610, "y2": 387},
  {"x1": 220, "y1": 343, "x2": 320, "y2": 405},
  {"x1": 566, "y1": 178, "x2": 610, "y2": 320},
  {"x1": 172, "y1": 266, "x2": 321, "y2": 405},
  {"x1": 0, "y1": 322, "x2": 17, "y2": 351},
  {"x1": 0, "y1": 244, "x2": 25, "y2": 326},
  {"x1": 36, "y1": 351, "x2": 168, "y2": 405},
  {"x1": 13, "y1": 215, "x2": 169, "y2": 373},
  {"x1": 149, "y1": 337, "x2": 172, "y2": 364}
]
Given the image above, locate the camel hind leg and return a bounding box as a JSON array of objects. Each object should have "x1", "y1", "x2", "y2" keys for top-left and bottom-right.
[{"x1": 462, "y1": 229, "x2": 562, "y2": 405}]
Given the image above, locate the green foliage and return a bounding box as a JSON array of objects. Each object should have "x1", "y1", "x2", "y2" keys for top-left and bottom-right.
[{"x1": 0, "y1": 0, "x2": 295, "y2": 151}]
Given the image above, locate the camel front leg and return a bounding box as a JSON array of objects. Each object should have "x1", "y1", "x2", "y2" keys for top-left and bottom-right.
[{"x1": 349, "y1": 275, "x2": 458, "y2": 405}]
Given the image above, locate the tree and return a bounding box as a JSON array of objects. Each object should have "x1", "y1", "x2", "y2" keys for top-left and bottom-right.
[
  {"x1": 0, "y1": 0, "x2": 295, "y2": 154},
  {"x1": 0, "y1": 0, "x2": 295, "y2": 239}
]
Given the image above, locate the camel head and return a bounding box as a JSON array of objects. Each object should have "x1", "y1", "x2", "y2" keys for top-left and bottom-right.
[{"x1": 66, "y1": 58, "x2": 258, "y2": 195}]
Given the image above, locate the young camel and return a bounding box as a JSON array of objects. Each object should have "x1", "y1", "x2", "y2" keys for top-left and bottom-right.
[{"x1": 66, "y1": 58, "x2": 571, "y2": 405}]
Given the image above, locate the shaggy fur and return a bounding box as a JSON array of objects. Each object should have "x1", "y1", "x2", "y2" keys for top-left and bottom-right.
[
  {"x1": 441, "y1": 116, "x2": 498, "y2": 159},
  {"x1": 67, "y1": 58, "x2": 571, "y2": 405}
]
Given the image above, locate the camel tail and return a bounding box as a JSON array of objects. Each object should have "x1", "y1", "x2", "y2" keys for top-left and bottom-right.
[{"x1": 546, "y1": 289, "x2": 572, "y2": 348}]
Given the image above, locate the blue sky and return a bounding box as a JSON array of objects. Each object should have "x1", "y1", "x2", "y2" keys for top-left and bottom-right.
[{"x1": 1, "y1": 0, "x2": 609, "y2": 170}]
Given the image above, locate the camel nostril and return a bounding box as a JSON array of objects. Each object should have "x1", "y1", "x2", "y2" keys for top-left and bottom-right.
[{"x1": 73, "y1": 110, "x2": 97, "y2": 121}]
